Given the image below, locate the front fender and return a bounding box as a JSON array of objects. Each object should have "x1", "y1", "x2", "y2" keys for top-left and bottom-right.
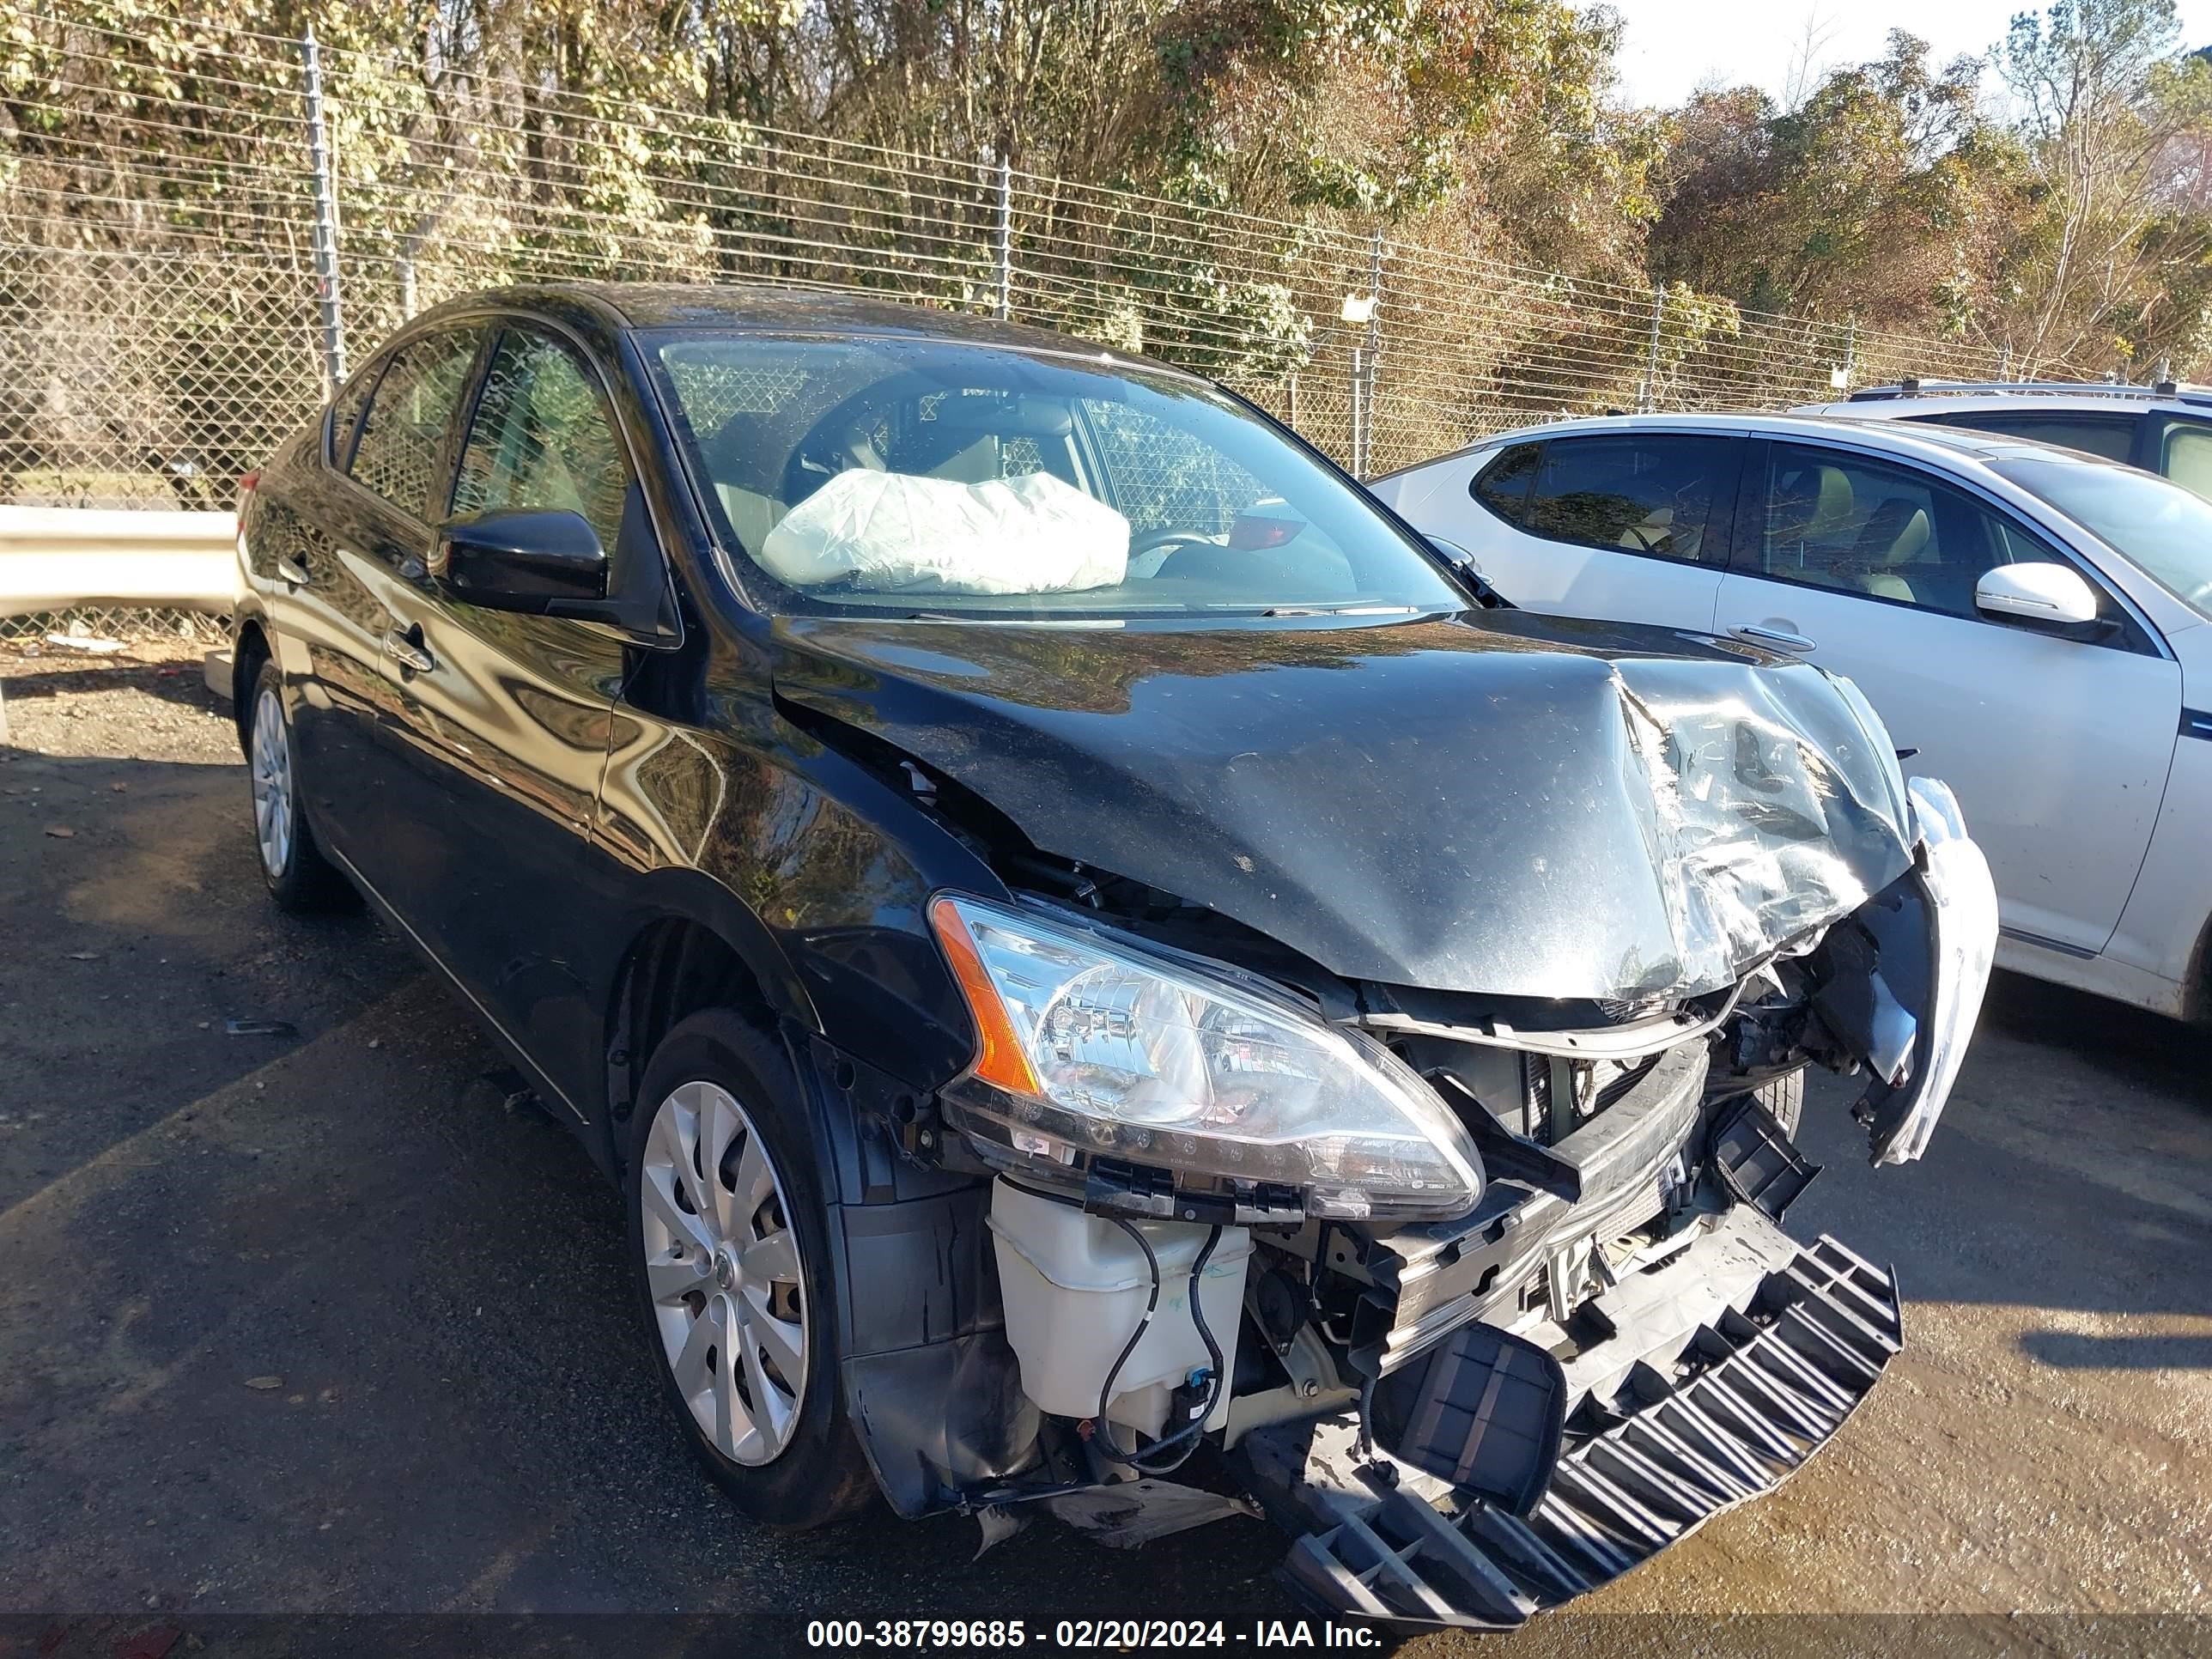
[
  {"x1": 783, "y1": 1028, "x2": 1014, "y2": 1519},
  {"x1": 1815, "y1": 776, "x2": 1998, "y2": 1165}
]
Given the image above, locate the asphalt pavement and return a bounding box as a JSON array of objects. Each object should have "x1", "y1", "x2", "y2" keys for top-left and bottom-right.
[{"x1": 3, "y1": 650, "x2": 2208, "y2": 1658}]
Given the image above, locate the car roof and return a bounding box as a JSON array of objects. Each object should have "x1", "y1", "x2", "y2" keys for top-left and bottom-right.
[
  {"x1": 1374, "y1": 409, "x2": 2116, "y2": 481},
  {"x1": 1793, "y1": 390, "x2": 2212, "y2": 420},
  {"x1": 408, "y1": 280, "x2": 1185, "y2": 376}
]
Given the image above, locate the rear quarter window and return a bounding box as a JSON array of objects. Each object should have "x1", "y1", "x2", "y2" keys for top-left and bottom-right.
[
  {"x1": 1470, "y1": 442, "x2": 1540, "y2": 525},
  {"x1": 325, "y1": 362, "x2": 383, "y2": 469}
]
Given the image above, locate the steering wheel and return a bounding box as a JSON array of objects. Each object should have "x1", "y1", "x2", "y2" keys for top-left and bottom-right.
[
  {"x1": 1129, "y1": 526, "x2": 1217, "y2": 556},
  {"x1": 1124, "y1": 526, "x2": 1222, "y2": 580},
  {"x1": 783, "y1": 417, "x2": 890, "y2": 505}
]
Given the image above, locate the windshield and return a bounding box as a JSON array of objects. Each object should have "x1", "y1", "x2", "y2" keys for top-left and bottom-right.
[
  {"x1": 1992, "y1": 456, "x2": 2212, "y2": 620},
  {"x1": 647, "y1": 332, "x2": 1466, "y2": 617}
]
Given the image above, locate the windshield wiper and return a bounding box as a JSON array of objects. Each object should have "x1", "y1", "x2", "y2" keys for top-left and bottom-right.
[
  {"x1": 1258, "y1": 604, "x2": 1422, "y2": 617},
  {"x1": 898, "y1": 611, "x2": 1138, "y2": 627}
]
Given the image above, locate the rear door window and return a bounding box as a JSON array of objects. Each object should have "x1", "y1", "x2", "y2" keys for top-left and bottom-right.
[
  {"x1": 1911, "y1": 410, "x2": 2138, "y2": 464},
  {"x1": 346, "y1": 329, "x2": 482, "y2": 520},
  {"x1": 1517, "y1": 434, "x2": 1737, "y2": 564}
]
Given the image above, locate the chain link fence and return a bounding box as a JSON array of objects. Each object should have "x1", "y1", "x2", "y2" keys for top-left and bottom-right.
[{"x1": 0, "y1": 2, "x2": 2014, "y2": 639}]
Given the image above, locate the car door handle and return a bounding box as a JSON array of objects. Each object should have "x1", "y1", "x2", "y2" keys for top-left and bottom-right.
[
  {"x1": 1730, "y1": 624, "x2": 1815, "y2": 653},
  {"x1": 383, "y1": 624, "x2": 435, "y2": 675},
  {"x1": 275, "y1": 554, "x2": 309, "y2": 586}
]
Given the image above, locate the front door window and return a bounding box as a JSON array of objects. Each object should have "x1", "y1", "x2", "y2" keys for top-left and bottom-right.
[
  {"x1": 451, "y1": 329, "x2": 633, "y2": 551},
  {"x1": 1755, "y1": 444, "x2": 2058, "y2": 620}
]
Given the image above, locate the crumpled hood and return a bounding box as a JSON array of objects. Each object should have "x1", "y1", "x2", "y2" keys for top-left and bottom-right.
[{"x1": 771, "y1": 611, "x2": 1916, "y2": 1002}]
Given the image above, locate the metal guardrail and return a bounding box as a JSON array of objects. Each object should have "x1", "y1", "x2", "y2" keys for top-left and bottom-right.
[{"x1": 0, "y1": 507, "x2": 237, "y2": 620}]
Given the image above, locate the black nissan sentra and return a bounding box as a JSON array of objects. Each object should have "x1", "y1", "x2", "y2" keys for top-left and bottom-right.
[{"x1": 230, "y1": 284, "x2": 1997, "y2": 1628}]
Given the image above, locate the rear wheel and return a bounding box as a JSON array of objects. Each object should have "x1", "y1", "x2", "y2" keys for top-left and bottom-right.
[
  {"x1": 244, "y1": 661, "x2": 350, "y2": 912},
  {"x1": 625, "y1": 1010, "x2": 876, "y2": 1528}
]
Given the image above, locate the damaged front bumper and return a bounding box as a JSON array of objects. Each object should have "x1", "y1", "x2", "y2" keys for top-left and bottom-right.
[
  {"x1": 820, "y1": 735, "x2": 1991, "y2": 1632},
  {"x1": 1242, "y1": 1206, "x2": 1903, "y2": 1631}
]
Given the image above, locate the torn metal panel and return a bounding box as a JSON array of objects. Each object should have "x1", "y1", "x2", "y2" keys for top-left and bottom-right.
[{"x1": 771, "y1": 610, "x2": 1914, "y2": 1004}]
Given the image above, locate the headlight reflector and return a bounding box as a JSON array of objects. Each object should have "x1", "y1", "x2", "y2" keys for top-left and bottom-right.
[{"x1": 928, "y1": 895, "x2": 1484, "y2": 1218}]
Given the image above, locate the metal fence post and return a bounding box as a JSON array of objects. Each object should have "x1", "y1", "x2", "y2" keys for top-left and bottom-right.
[
  {"x1": 300, "y1": 28, "x2": 346, "y2": 395},
  {"x1": 1641, "y1": 285, "x2": 1664, "y2": 413},
  {"x1": 1999, "y1": 343, "x2": 2014, "y2": 382},
  {"x1": 1844, "y1": 319, "x2": 1856, "y2": 392},
  {"x1": 1349, "y1": 344, "x2": 1364, "y2": 476},
  {"x1": 1361, "y1": 228, "x2": 1383, "y2": 477},
  {"x1": 993, "y1": 158, "x2": 1013, "y2": 322}
]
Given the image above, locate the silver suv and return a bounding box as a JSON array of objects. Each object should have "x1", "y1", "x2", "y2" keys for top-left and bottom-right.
[{"x1": 1793, "y1": 379, "x2": 2212, "y2": 501}]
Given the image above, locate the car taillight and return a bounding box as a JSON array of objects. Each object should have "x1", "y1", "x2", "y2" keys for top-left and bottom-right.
[{"x1": 236, "y1": 469, "x2": 258, "y2": 548}]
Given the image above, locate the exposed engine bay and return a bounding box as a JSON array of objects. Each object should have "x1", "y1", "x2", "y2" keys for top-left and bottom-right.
[{"x1": 781, "y1": 618, "x2": 1999, "y2": 1630}]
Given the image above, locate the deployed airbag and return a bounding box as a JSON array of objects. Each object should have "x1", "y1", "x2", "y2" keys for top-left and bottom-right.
[{"x1": 759, "y1": 469, "x2": 1130, "y2": 595}]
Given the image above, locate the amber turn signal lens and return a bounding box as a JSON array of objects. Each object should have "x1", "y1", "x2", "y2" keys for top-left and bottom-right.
[{"x1": 928, "y1": 895, "x2": 1043, "y2": 1095}]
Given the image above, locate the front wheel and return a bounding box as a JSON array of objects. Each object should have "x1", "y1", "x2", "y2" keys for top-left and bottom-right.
[
  {"x1": 625, "y1": 1010, "x2": 876, "y2": 1528},
  {"x1": 1753, "y1": 1069, "x2": 1805, "y2": 1140}
]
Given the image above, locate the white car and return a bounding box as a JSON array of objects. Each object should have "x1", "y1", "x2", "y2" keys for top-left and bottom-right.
[{"x1": 1371, "y1": 414, "x2": 2212, "y2": 1020}]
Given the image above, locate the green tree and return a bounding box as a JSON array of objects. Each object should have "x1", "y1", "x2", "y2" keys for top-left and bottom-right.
[
  {"x1": 1648, "y1": 34, "x2": 2022, "y2": 334},
  {"x1": 1992, "y1": 0, "x2": 2212, "y2": 372}
]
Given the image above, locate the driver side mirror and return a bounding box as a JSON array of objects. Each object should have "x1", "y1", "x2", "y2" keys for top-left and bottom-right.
[
  {"x1": 1426, "y1": 534, "x2": 1512, "y2": 610},
  {"x1": 1973, "y1": 562, "x2": 2111, "y2": 639},
  {"x1": 434, "y1": 509, "x2": 609, "y2": 615}
]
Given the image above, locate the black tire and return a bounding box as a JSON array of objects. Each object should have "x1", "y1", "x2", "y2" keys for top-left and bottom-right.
[
  {"x1": 243, "y1": 660, "x2": 352, "y2": 913},
  {"x1": 624, "y1": 1009, "x2": 877, "y2": 1528},
  {"x1": 1754, "y1": 1068, "x2": 1806, "y2": 1140}
]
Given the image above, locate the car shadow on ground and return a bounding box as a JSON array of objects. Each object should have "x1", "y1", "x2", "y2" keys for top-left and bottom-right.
[
  {"x1": 2, "y1": 657, "x2": 222, "y2": 715},
  {"x1": 5, "y1": 741, "x2": 2209, "y2": 1626},
  {"x1": 0, "y1": 745, "x2": 1292, "y2": 1619},
  {"x1": 0, "y1": 749, "x2": 401, "y2": 1211},
  {"x1": 1790, "y1": 965, "x2": 2211, "y2": 1376}
]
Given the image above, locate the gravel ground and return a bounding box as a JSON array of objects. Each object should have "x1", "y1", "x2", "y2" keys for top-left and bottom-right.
[{"x1": 3, "y1": 648, "x2": 2209, "y2": 1657}]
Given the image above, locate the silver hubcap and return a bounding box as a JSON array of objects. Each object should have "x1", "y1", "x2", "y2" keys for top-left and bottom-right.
[
  {"x1": 249, "y1": 685, "x2": 293, "y2": 878},
  {"x1": 641, "y1": 1080, "x2": 809, "y2": 1467}
]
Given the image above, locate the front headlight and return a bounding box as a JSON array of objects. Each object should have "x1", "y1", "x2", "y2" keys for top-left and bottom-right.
[{"x1": 927, "y1": 894, "x2": 1485, "y2": 1219}]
